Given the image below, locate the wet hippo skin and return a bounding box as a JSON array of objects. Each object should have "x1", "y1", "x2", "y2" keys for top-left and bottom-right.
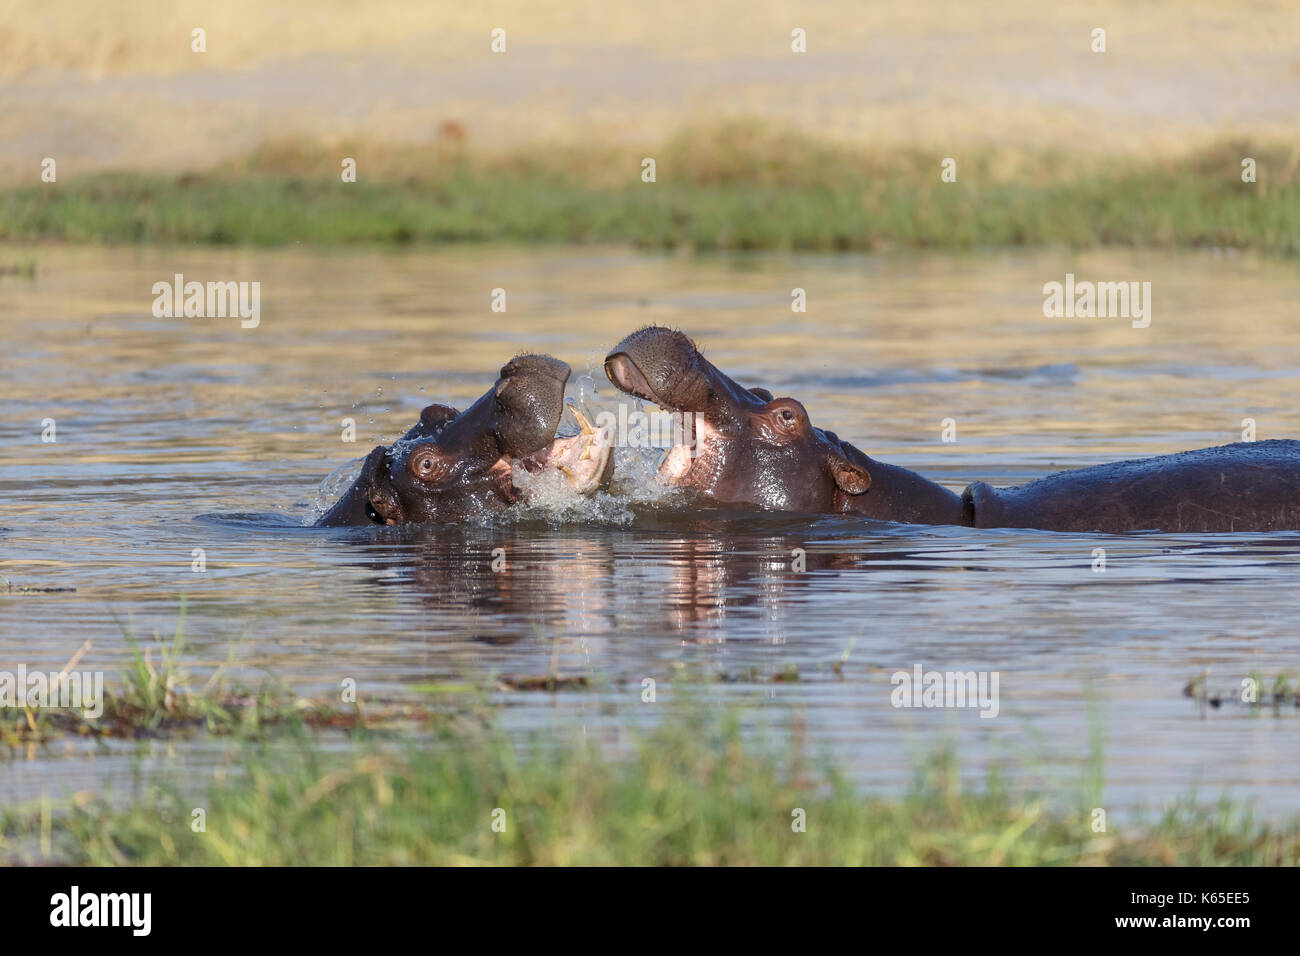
[
  {"x1": 317, "y1": 354, "x2": 614, "y2": 527},
  {"x1": 604, "y1": 326, "x2": 1300, "y2": 533},
  {"x1": 962, "y1": 441, "x2": 1300, "y2": 532}
]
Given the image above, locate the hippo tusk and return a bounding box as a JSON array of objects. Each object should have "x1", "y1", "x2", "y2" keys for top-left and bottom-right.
[{"x1": 566, "y1": 402, "x2": 596, "y2": 436}]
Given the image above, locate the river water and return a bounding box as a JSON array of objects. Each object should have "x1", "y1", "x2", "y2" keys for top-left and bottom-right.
[{"x1": 2, "y1": 245, "x2": 1298, "y2": 817}]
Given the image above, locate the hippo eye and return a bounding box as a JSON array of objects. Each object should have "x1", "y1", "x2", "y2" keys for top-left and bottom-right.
[
  {"x1": 761, "y1": 403, "x2": 805, "y2": 439},
  {"x1": 408, "y1": 447, "x2": 447, "y2": 482}
]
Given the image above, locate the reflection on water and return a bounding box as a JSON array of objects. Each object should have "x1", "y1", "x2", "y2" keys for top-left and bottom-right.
[{"x1": 2, "y1": 245, "x2": 1298, "y2": 815}]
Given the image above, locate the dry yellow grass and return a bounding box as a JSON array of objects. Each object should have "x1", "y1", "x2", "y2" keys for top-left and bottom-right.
[
  {"x1": 225, "y1": 124, "x2": 1300, "y2": 190},
  {"x1": 1, "y1": 0, "x2": 1298, "y2": 184},
  {"x1": 2, "y1": 0, "x2": 1294, "y2": 77}
]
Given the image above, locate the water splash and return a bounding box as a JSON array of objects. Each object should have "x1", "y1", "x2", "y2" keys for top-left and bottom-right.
[
  {"x1": 309, "y1": 378, "x2": 683, "y2": 528},
  {"x1": 309, "y1": 456, "x2": 366, "y2": 523},
  {"x1": 506, "y1": 459, "x2": 636, "y2": 524}
]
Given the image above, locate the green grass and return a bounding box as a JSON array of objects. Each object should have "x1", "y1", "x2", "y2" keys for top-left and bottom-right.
[
  {"x1": 0, "y1": 607, "x2": 441, "y2": 746},
  {"x1": 5, "y1": 705, "x2": 1298, "y2": 866},
  {"x1": 4, "y1": 613, "x2": 1297, "y2": 865},
  {"x1": 2, "y1": 128, "x2": 1297, "y2": 254}
]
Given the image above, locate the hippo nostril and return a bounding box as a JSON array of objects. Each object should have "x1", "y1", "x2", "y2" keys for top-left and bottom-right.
[{"x1": 604, "y1": 352, "x2": 660, "y2": 404}]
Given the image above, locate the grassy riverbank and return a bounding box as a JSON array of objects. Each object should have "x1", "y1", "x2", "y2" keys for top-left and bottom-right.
[
  {"x1": 4, "y1": 701, "x2": 1297, "y2": 865},
  {"x1": 3, "y1": 128, "x2": 1297, "y2": 255},
  {"x1": 3, "y1": 623, "x2": 1296, "y2": 866}
]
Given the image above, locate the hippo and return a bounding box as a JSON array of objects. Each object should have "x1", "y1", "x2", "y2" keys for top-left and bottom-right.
[
  {"x1": 603, "y1": 327, "x2": 1300, "y2": 533},
  {"x1": 317, "y1": 354, "x2": 613, "y2": 526}
]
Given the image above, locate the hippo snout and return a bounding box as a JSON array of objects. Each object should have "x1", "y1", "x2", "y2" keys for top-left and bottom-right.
[
  {"x1": 493, "y1": 355, "x2": 572, "y2": 457},
  {"x1": 500, "y1": 353, "x2": 570, "y2": 385},
  {"x1": 604, "y1": 351, "x2": 659, "y2": 404},
  {"x1": 604, "y1": 327, "x2": 704, "y2": 409}
]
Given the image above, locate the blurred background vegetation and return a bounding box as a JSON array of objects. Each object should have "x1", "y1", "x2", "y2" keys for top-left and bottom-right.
[{"x1": 2, "y1": 0, "x2": 1297, "y2": 252}]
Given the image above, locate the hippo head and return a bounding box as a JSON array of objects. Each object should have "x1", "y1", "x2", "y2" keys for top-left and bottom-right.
[
  {"x1": 604, "y1": 327, "x2": 872, "y2": 512},
  {"x1": 318, "y1": 355, "x2": 614, "y2": 526}
]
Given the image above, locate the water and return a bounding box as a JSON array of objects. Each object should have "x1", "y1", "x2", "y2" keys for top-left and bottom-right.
[{"x1": 3, "y1": 244, "x2": 1298, "y2": 816}]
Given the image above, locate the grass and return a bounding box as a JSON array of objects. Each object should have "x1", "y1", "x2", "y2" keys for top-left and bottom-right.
[
  {"x1": 0, "y1": 1, "x2": 1261, "y2": 79},
  {"x1": 0, "y1": 606, "x2": 444, "y2": 746},
  {"x1": 5, "y1": 704, "x2": 1299, "y2": 865},
  {"x1": 0, "y1": 609, "x2": 816, "y2": 747},
  {"x1": 3, "y1": 127, "x2": 1298, "y2": 254},
  {"x1": 5, "y1": 616, "x2": 1298, "y2": 865}
]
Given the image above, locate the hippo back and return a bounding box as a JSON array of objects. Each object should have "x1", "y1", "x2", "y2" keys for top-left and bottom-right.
[{"x1": 962, "y1": 440, "x2": 1300, "y2": 533}]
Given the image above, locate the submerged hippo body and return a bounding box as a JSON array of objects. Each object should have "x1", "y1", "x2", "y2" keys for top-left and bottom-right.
[
  {"x1": 604, "y1": 327, "x2": 1300, "y2": 533},
  {"x1": 317, "y1": 354, "x2": 613, "y2": 527},
  {"x1": 962, "y1": 441, "x2": 1300, "y2": 533}
]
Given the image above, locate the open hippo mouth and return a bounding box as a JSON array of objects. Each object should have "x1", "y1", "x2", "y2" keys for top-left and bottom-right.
[
  {"x1": 514, "y1": 404, "x2": 616, "y2": 496},
  {"x1": 318, "y1": 355, "x2": 614, "y2": 527},
  {"x1": 353, "y1": 406, "x2": 614, "y2": 525},
  {"x1": 364, "y1": 405, "x2": 615, "y2": 526},
  {"x1": 604, "y1": 327, "x2": 874, "y2": 512},
  {"x1": 603, "y1": 327, "x2": 739, "y2": 486}
]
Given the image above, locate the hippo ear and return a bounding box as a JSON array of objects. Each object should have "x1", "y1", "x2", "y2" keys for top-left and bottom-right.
[
  {"x1": 827, "y1": 451, "x2": 871, "y2": 495},
  {"x1": 420, "y1": 404, "x2": 460, "y2": 429},
  {"x1": 750, "y1": 387, "x2": 774, "y2": 402},
  {"x1": 398, "y1": 403, "x2": 461, "y2": 442}
]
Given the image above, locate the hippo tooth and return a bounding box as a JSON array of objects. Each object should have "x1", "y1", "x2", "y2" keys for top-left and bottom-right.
[{"x1": 567, "y1": 403, "x2": 595, "y2": 436}]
